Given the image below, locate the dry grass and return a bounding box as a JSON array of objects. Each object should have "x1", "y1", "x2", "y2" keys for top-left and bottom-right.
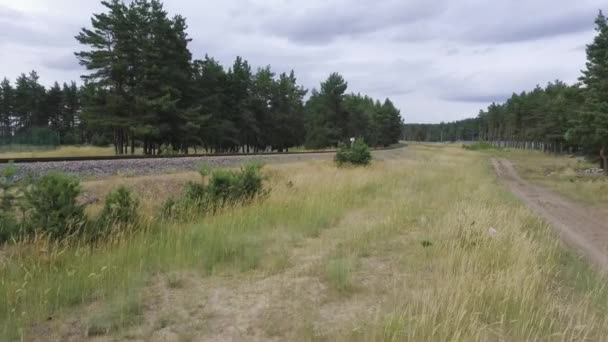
[
  {"x1": 1, "y1": 146, "x2": 608, "y2": 341},
  {"x1": 493, "y1": 149, "x2": 608, "y2": 207},
  {"x1": 0, "y1": 145, "x2": 121, "y2": 158}
]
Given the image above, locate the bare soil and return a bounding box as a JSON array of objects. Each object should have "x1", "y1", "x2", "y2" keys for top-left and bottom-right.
[{"x1": 492, "y1": 158, "x2": 608, "y2": 271}]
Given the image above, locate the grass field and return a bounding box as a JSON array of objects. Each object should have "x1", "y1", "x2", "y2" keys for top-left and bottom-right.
[
  {"x1": 1, "y1": 145, "x2": 607, "y2": 341},
  {"x1": 0, "y1": 145, "x2": 119, "y2": 159}
]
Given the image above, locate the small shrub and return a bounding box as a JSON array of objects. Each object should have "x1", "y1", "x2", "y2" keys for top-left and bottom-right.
[
  {"x1": 97, "y1": 186, "x2": 139, "y2": 229},
  {"x1": 335, "y1": 139, "x2": 372, "y2": 166},
  {"x1": 421, "y1": 240, "x2": 433, "y2": 248},
  {"x1": 161, "y1": 163, "x2": 267, "y2": 220},
  {"x1": 0, "y1": 162, "x2": 22, "y2": 243},
  {"x1": 206, "y1": 163, "x2": 265, "y2": 206},
  {"x1": 183, "y1": 182, "x2": 208, "y2": 202},
  {"x1": 25, "y1": 173, "x2": 85, "y2": 238},
  {"x1": 0, "y1": 213, "x2": 19, "y2": 243}
]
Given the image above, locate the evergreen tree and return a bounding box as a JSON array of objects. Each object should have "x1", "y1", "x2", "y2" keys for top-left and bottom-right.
[
  {"x1": 305, "y1": 73, "x2": 348, "y2": 148},
  {"x1": 570, "y1": 10, "x2": 608, "y2": 172},
  {"x1": 0, "y1": 79, "x2": 14, "y2": 140}
]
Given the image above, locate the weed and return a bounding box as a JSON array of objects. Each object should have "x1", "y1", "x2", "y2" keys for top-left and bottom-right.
[{"x1": 325, "y1": 258, "x2": 354, "y2": 293}]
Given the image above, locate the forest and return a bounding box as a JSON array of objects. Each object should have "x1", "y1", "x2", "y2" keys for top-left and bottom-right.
[
  {"x1": 0, "y1": 0, "x2": 403, "y2": 155},
  {"x1": 404, "y1": 11, "x2": 608, "y2": 158}
]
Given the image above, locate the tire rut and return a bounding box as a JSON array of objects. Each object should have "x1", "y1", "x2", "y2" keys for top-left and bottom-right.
[{"x1": 492, "y1": 158, "x2": 608, "y2": 271}]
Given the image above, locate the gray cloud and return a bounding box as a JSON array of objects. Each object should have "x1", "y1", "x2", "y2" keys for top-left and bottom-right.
[
  {"x1": 259, "y1": 0, "x2": 445, "y2": 44},
  {"x1": 42, "y1": 54, "x2": 80, "y2": 71},
  {"x1": 462, "y1": 7, "x2": 597, "y2": 43},
  {"x1": 441, "y1": 93, "x2": 511, "y2": 103},
  {"x1": 0, "y1": 6, "x2": 78, "y2": 48},
  {"x1": 0, "y1": 0, "x2": 603, "y2": 124}
]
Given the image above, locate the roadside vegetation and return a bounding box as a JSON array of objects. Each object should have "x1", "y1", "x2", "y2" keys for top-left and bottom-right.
[{"x1": 1, "y1": 146, "x2": 607, "y2": 340}]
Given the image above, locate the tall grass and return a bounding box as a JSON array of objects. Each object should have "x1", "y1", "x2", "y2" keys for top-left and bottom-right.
[{"x1": 325, "y1": 146, "x2": 608, "y2": 341}]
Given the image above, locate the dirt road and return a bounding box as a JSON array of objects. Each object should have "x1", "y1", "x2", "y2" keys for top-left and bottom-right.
[{"x1": 492, "y1": 158, "x2": 608, "y2": 271}]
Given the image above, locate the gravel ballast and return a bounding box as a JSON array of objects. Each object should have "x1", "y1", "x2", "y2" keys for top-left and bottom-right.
[{"x1": 11, "y1": 153, "x2": 336, "y2": 180}]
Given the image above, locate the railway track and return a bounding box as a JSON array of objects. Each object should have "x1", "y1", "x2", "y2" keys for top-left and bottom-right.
[{"x1": 0, "y1": 144, "x2": 404, "y2": 164}]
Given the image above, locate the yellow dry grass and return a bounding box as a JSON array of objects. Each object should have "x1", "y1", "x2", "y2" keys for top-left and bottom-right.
[{"x1": 0, "y1": 145, "x2": 119, "y2": 158}]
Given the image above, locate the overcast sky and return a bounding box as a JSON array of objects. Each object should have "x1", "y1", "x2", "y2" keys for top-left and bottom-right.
[{"x1": 0, "y1": 0, "x2": 604, "y2": 123}]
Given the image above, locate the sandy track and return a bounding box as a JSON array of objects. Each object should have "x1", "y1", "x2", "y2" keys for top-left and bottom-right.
[{"x1": 492, "y1": 158, "x2": 608, "y2": 271}]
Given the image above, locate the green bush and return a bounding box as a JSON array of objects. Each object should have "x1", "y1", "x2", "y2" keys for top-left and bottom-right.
[
  {"x1": 25, "y1": 173, "x2": 85, "y2": 238},
  {"x1": 162, "y1": 163, "x2": 267, "y2": 220},
  {"x1": 0, "y1": 162, "x2": 23, "y2": 243},
  {"x1": 160, "y1": 182, "x2": 210, "y2": 220},
  {"x1": 335, "y1": 139, "x2": 372, "y2": 166},
  {"x1": 183, "y1": 182, "x2": 208, "y2": 202},
  {"x1": 206, "y1": 163, "x2": 265, "y2": 206},
  {"x1": 98, "y1": 187, "x2": 139, "y2": 228},
  {"x1": 0, "y1": 213, "x2": 19, "y2": 244}
]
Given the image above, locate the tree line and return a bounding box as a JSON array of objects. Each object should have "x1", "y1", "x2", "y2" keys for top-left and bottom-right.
[
  {"x1": 0, "y1": 0, "x2": 402, "y2": 155},
  {"x1": 404, "y1": 10, "x2": 608, "y2": 163}
]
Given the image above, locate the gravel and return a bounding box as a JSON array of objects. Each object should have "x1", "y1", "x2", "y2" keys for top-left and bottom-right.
[{"x1": 10, "y1": 153, "x2": 336, "y2": 180}]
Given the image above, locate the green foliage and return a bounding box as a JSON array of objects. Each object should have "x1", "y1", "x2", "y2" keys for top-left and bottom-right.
[
  {"x1": 206, "y1": 163, "x2": 265, "y2": 205},
  {"x1": 0, "y1": 214, "x2": 19, "y2": 244},
  {"x1": 0, "y1": 162, "x2": 22, "y2": 243},
  {"x1": 162, "y1": 163, "x2": 267, "y2": 219},
  {"x1": 568, "y1": 11, "x2": 608, "y2": 155},
  {"x1": 25, "y1": 173, "x2": 85, "y2": 238},
  {"x1": 305, "y1": 74, "x2": 402, "y2": 149},
  {"x1": 98, "y1": 187, "x2": 139, "y2": 228},
  {"x1": 335, "y1": 139, "x2": 372, "y2": 166}
]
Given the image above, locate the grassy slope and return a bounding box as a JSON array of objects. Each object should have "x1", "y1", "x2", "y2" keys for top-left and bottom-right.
[{"x1": 1, "y1": 146, "x2": 607, "y2": 341}]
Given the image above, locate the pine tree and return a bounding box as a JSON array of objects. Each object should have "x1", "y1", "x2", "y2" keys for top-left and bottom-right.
[
  {"x1": 305, "y1": 73, "x2": 348, "y2": 148},
  {"x1": 0, "y1": 79, "x2": 14, "y2": 141},
  {"x1": 572, "y1": 10, "x2": 608, "y2": 172}
]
